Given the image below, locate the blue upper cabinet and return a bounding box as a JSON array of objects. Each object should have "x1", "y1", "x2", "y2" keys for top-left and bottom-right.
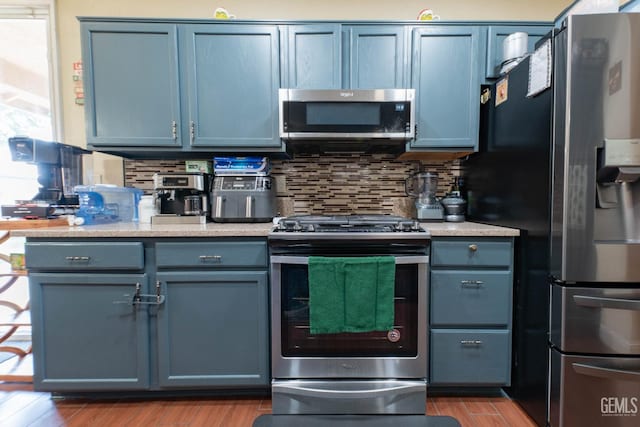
[
  {"x1": 282, "y1": 24, "x2": 408, "y2": 90},
  {"x1": 180, "y1": 24, "x2": 282, "y2": 150},
  {"x1": 344, "y1": 25, "x2": 408, "y2": 89},
  {"x1": 283, "y1": 24, "x2": 342, "y2": 89},
  {"x1": 485, "y1": 24, "x2": 553, "y2": 79},
  {"x1": 81, "y1": 22, "x2": 182, "y2": 149},
  {"x1": 410, "y1": 26, "x2": 482, "y2": 151}
]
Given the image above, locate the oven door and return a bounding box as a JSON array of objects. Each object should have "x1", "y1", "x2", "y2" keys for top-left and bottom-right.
[{"x1": 270, "y1": 255, "x2": 428, "y2": 379}]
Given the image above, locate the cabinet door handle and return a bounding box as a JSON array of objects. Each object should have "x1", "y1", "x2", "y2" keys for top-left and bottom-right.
[
  {"x1": 65, "y1": 256, "x2": 91, "y2": 262},
  {"x1": 468, "y1": 244, "x2": 478, "y2": 252},
  {"x1": 460, "y1": 280, "x2": 484, "y2": 288},
  {"x1": 460, "y1": 340, "x2": 483, "y2": 346},
  {"x1": 113, "y1": 282, "x2": 141, "y2": 305},
  {"x1": 189, "y1": 121, "x2": 195, "y2": 144},
  {"x1": 130, "y1": 282, "x2": 166, "y2": 306},
  {"x1": 171, "y1": 120, "x2": 177, "y2": 140},
  {"x1": 199, "y1": 255, "x2": 222, "y2": 263}
]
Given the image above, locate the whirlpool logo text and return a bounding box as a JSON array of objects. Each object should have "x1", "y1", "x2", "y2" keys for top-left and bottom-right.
[{"x1": 601, "y1": 397, "x2": 639, "y2": 417}]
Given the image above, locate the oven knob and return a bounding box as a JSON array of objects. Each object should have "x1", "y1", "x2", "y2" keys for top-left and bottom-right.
[{"x1": 387, "y1": 329, "x2": 401, "y2": 343}]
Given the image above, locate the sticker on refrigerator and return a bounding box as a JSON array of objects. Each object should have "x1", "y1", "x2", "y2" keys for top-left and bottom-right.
[
  {"x1": 609, "y1": 61, "x2": 622, "y2": 95},
  {"x1": 495, "y1": 77, "x2": 508, "y2": 106}
]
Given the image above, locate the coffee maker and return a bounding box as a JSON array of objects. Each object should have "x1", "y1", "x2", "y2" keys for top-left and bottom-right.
[
  {"x1": 1, "y1": 136, "x2": 92, "y2": 218},
  {"x1": 152, "y1": 172, "x2": 210, "y2": 224},
  {"x1": 405, "y1": 171, "x2": 444, "y2": 221}
]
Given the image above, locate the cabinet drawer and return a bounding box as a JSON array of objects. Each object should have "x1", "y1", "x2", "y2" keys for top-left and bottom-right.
[
  {"x1": 430, "y1": 329, "x2": 511, "y2": 385},
  {"x1": 431, "y1": 270, "x2": 512, "y2": 326},
  {"x1": 156, "y1": 241, "x2": 267, "y2": 268},
  {"x1": 431, "y1": 238, "x2": 512, "y2": 267},
  {"x1": 26, "y1": 242, "x2": 144, "y2": 270}
]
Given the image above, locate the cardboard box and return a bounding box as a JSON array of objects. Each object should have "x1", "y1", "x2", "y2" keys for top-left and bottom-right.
[{"x1": 185, "y1": 160, "x2": 213, "y2": 174}]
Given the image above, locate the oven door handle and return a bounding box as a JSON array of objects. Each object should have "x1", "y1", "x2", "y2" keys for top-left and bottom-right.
[
  {"x1": 272, "y1": 381, "x2": 426, "y2": 399},
  {"x1": 270, "y1": 255, "x2": 429, "y2": 265}
]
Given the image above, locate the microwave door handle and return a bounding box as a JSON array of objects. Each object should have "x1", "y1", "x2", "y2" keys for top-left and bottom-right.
[
  {"x1": 572, "y1": 363, "x2": 640, "y2": 383},
  {"x1": 214, "y1": 196, "x2": 223, "y2": 218},
  {"x1": 270, "y1": 255, "x2": 429, "y2": 265},
  {"x1": 573, "y1": 295, "x2": 640, "y2": 311}
]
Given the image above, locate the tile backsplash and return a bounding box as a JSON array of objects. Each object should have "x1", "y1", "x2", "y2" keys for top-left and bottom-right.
[{"x1": 124, "y1": 154, "x2": 461, "y2": 218}]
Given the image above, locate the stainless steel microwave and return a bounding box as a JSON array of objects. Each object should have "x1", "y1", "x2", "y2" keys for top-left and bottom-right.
[{"x1": 279, "y1": 89, "x2": 415, "y2": 140}]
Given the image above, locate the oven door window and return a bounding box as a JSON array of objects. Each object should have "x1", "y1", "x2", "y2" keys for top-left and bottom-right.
[{"x1": 280, "y1": 263, "x2": 418, "y2": 357}]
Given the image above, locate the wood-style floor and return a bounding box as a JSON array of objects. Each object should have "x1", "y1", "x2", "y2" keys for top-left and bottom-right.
[{"x1": 0, "y1": 383, "x2": 538, "y2": 427}]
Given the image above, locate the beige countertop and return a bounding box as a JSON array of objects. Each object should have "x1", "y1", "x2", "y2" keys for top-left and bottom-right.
[
  {"x1": 11, "y1": 220, "x2": 519, "y2": 238},
  {"x1": 422, "y1": 221, "x2": 519, "y2": 237}
]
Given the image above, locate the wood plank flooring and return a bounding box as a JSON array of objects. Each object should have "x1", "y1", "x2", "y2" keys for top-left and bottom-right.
[{"x1": 0, "y1": 383, "x2": 538, "y2": 427}]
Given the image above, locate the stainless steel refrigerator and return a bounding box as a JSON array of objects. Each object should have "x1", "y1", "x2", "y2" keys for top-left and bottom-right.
[{"x1": 466, "y1": 13, "x2": 640, "y2": 427}]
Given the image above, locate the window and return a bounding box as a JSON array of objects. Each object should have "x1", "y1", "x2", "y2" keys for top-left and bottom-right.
[{"x1": 0, "y1": 1, "x2": 60, "y2": 206}]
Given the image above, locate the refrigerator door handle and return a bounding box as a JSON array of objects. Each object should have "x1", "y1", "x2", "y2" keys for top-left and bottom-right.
[
  {"x1": 572, "y1": 363, "x2": 640, "y2": 383},
  {"x1": 572, "y1": 295, "x2": 640, "y2": 311}
]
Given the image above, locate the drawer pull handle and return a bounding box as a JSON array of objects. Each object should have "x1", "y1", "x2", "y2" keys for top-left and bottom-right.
[
  {"x1": 460, "y1": 340, "x2": 483, "y2": 346},
  {"x1": 460, "y1": 280, "x2": 484, "y2": 288},
  {"x1": 199, "y1": 255, "x2": 222, "y2": 263},
  {"x1": 468, "y1": 244, "x2": 478, "y2": 252},
  {"x1": 65, "y1": 256, "x2": 91, "y2": 262}
]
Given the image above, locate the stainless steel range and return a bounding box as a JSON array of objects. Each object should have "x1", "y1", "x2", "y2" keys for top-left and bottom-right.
[{"x1": 268, "y1": 214, "x2": 430, "y2": 415}]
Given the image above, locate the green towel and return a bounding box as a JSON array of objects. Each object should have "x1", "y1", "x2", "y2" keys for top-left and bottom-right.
[{"x1": 308, "y1": 256, "x2": 395, "y2": 334}]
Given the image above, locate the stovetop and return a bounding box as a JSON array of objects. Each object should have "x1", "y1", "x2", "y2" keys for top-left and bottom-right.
[{"x1": 272, "y1": 214, "x2": 425, "y2": 234}]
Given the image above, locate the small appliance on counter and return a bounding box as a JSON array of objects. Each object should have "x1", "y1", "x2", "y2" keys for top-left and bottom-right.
[
  {"x1": 405, "y1": 171, "x2": 444, "y2": 221},
  {"x1": 152, "y1": 172, "x2": 210, "y2": 224},
  {"x1": 440, "y1": 193, "x2": 467, "y2": 222},
  {"x1": 211, "y1": 157, "x2": 276, "y2": 223},
  {"x1": 1, "y1": 136, "x2": 92, "y2": 218}
]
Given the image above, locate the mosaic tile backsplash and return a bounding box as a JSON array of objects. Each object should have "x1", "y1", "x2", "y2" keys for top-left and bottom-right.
[{"x1": 124, "y1": 155, "x2": 462, "y2": 218}]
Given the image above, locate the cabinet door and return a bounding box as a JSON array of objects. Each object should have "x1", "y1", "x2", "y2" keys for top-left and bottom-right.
[
  {"x1": 410, "y1": 26, "x2": 481, "y2": 150},
  {"x1": 485, "y1": 25, "x2": 553, "y2": 79},
  {"x1": 155, "y1": 271, "x2": 269, "y2": 388},
  {"x1": 81, "y1": 22, "x2": 182, "y2": 148},
  {"x1": 346, "y1": 25, "x2": 407, "y2": 89},
  {"x1": 284, "y1": 24, "x2": 342, "y2": 89},
  {"x1": 181, "y1": 24, "x2": 282, "y2": 149},
  {"x1": 29, "y1": 273, "x2": 149, "y2": 391}
]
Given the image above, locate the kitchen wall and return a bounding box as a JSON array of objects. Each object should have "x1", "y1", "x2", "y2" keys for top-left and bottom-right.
[
  {"x1": 56, "y1": 0, "x2": 573, "y2": 204},
  {"x1": 124, "y1": 156, "x2": 463, "y2": 217}
]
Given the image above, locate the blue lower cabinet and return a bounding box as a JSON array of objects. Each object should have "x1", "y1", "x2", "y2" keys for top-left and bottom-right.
[
  {"x1": 155, "y1": 271, "x2": 270, "y2": 388},
  {"x1": 429, "y1": 237, "x2": 514, "y2": 387},
  {"x1": 26, "y1": 238, "x2": 271, "y2": 393},
  {"x1": 430, "y1": 329, "x2": 511, "y2": 386},
  {"x1": 29, "y1": 273, "x2": 150, "y2": 392}
]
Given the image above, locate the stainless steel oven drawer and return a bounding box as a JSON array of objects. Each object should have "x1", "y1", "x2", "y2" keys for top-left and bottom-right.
[
  {"x1": 549, "y1": 349, "x2": 640, "y2": 427},
  {"x1": 272, "y1": 379, "x2": 427, "y2": 415},
  {"x1": 156, "y1": 241, "x2": 267, "y2": 268},
  {"x1": 551, "y1": 284, "x2": 640, "y2": 355},
  {"x1": 430, "y1": 329, "x2": 511, "y2": 385},
  {"x1": 431, "y1": 270, "x2": 512, "y2": 326}
]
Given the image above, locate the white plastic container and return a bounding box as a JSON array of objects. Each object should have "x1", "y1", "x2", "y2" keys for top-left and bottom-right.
[
  {"x1": 138, "y1": 195, "x2": 156, "y2": 223},
  {"x1": 502, "y1": 32, "x2": 528, "y2": 64}
]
